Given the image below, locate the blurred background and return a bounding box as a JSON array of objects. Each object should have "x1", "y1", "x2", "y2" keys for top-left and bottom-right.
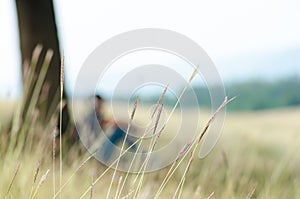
[{"x1": 0, "y1": 0, "x2": 299, "y2": 198}]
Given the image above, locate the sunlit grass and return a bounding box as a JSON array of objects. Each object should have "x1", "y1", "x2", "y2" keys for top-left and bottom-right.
[{"x1": 1, "y1": 99, "x2": 299, "y2": 198}]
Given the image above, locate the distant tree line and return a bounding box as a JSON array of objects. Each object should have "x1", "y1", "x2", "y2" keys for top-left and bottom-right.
[
  {"x1": 225, "y1": 76, "x2": 300, "y2": 110},
  {"x1": 191, "y1": 76, "x2": 300, "y2": 111},
  {"x1": 124, "y1": 76, "x2": 300, "y2": 111}
]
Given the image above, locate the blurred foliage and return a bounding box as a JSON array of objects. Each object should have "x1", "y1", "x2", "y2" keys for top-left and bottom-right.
[
  {"x1": 183, "y1": 76, "x2": 300, "y2": 111},
  {"x1": 225, "y1": 76, "x2": 300, "y2": 110},
  {"x1": 132, "y1": 76, "x2": 300, "y2": 111}
]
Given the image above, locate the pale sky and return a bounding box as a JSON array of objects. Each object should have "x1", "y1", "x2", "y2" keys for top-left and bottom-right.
[{"x1": 0, "y1": 0, "x2": 300, "y2": 98}]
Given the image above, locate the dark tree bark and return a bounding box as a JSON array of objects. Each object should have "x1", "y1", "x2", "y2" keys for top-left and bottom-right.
[{"x1": 15, "y1": 0, "x2": 69, "y2": 132}]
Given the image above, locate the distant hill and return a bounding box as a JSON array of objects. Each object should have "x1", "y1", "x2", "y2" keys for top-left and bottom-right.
[{"x1": 187, "y1": 76, "x2": 300, "y2": 111}]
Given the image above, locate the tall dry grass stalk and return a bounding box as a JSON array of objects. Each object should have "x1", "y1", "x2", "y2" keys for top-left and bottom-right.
[
  {"x1": 116, "y1": 96, "x2": 165, "y2": 198},
  {"x1": 7, "y1": 45, "x2": 52, "y2": 154},
  {"x1": 130, "y1": 85, "x2": 167, "y2": 197},
  {"x1": 154, "y1": 96, "x2": 236, "y2": 199},
  {"x1": 59, "y1": 53, "x2": 65, "y2": 199},
  {"x1": 31, "y1": 169, "x2": 50, "y2": 199},
  {"x1": 53, "y1": 152, "x2": 97, "y2": 198},
  {"x1": 246, "y1": 186, "x2": 256, "y2": 199},
  {"x1": 106, "y1": 97, "x2": 138, "y2": 199},
  {"x1": 28, "y1": 161, "x2": 41, "y2": 199},
  {"x1": 132, "y1": 104, "x2": 164, "y2": 198},
  {"x1": 52, "y1": 128, "x2": 57, "y2": 198},
  {"x1": 4, "y1": 162, "x2": 21, "y2": 199},
  {"x1": 90, "y1": 174, "x2": 94, "y2": 199}
]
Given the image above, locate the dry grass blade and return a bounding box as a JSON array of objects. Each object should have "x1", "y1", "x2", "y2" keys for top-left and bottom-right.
[
  {"x1": 172, "y1": 98, "x2": 236, "y2": 198},
  {"x1": 197, "y1": 96, "x2": 236, "y2": 143},
  {"x1": 106, "y1": 97, "x2": 138, "y2": 199},
  {"x1": 175, "y1": 140, "x2": 193, "y2": 161},
  {"x1": 5, "y1": 162, "x2": 21, "y2": 199},
  {"x1": 246, "y1": 186, "x2": 256, "y2": 199},
  {"x1": 52, "y1": 128, "x2": 57, "y2": 198},
  {"x1": 154, "y1": 141, "x2": 193, "y2": 199},
  {"x1": 53, "y1": 152, "x2": 97, "y2": 199},
  {"x1": 31, "y1": 169, "x2": 50, "y2": 199},
  {"x1": 26, "y1": 49, "x2": 53, "y2": 118},
  {"x1": 151, "y1": 84, "x2": 169, "y2": 119},
  {"x1": 177, "y1": 176, "x2": 186, "y2": 199},
  {"x1": 155, "y1": 66, "x2": 198, "y2": 138},
  {"x1": 29, "y1": 161, "x2": 41, "y2": 199},
  {"x1": 130, "y1": 96, "x2": 139, "y2": 120},
  {"x1": 79, "y1": 141, "x2": 141, "y2": 198},
  {"x1": 22, "y1": 44, "x2": 43, "y2": 106},
  {"x1": 59, "y1": 54, "x2": 65, "y2": 199},
  {"x1": 172, "y1": 151, "x2": 194, "y2": 199},
  {"x1": 114, "y1": 175, "x2": 123, "y2": 199},
  {"x1": 150, "y1": 104, "x2": 164, "y2": 148},
  {"x1": 8, "y1": 47, "x2": 53, "y2": 153},
  {"x1": 154, "y1": 96, "x2": 236, "y2": 198},
  {"x1": 117, "y1": 89, "x2": 167, "y2": 199},
  {"x1": 117, "y1": 106, "x2": 162, "y2": 198},
  {"x1": 121, "y1": 189, "x2": 135, "y2": 199},
  {"x1": 133, "y1": 104, "x2": 164, "y2": 199},
  {"x1": 90, "y1": 175, "x2": 94, "y2": 199},
  {"x1": 189, "y1": 65, "x2": 199, "y2": 82},
  {"x1": 33, "y1": 161, "x2": 41, "y2": 183},
  {"x1": 206, "y1": 191, "x2": 214, "y2": 199}
]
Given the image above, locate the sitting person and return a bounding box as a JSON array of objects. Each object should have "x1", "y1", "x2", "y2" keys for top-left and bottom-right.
[{"x1": 90, "y1": 95, "x2": 136, "y2": 161}]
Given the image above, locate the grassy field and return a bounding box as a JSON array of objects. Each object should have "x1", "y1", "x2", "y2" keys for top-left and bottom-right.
[{"x1": 0, "y1": 100, "x2": 299, "y2": 199}]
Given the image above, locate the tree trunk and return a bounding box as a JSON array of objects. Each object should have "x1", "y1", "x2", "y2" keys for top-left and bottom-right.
[{"x1": 15, "y1": 0, "x2": 69, "y2": 132}]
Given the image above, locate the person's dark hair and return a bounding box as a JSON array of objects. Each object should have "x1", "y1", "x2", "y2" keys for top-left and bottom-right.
[{"x1": 95, "y1": 94, "x2": 104, "y2": 101}]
